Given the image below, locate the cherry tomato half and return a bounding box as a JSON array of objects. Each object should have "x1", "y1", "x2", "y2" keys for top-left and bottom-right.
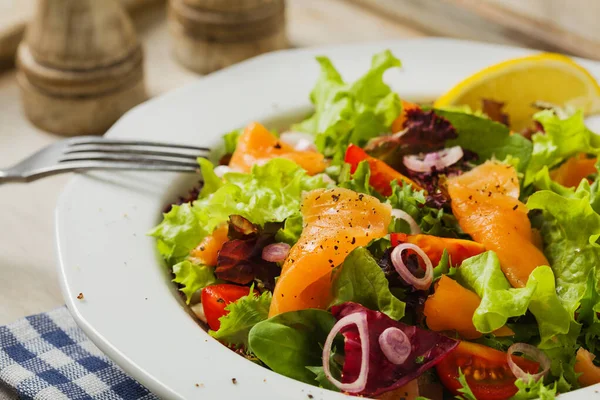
[
  {"x1": 344, "y1": 144, "x2": 422, "y2": 196},
  {"x1": 201, "y1": 284, "x2": 256, "y2": 331},
  {"x1": 436, "y1": 341, "x2": 539, "y2": 400}
]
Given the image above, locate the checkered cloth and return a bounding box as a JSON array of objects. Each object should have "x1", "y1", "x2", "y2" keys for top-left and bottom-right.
[{"x1": 0, "y1": 307, "x2": 158, "y2": 400}]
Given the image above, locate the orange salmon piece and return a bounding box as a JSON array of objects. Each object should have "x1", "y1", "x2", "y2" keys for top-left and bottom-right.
[
  {"x1": 229, "y1": 122, "x2": 327, "y2": 175},
  {"x1": 550, "y1": 154, "x2": 597, "y2": 188},
  {"x1": 269, "y1": 187, "x2": 391, "y2": 317},
  {"x1": 447, "y1": 161, "x2": 549, "y2": 287},
  {"x1": 189, "y1": 224, "x2": 229, "y2": 267},
  {"x1": 424, "y1": 276, "x2": 514, "y2": 339}
]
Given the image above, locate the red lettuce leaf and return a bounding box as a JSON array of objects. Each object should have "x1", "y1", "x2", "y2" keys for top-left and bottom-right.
[
  {"x1": 365, "y1": 109, "x2": 459, "y2": 175},
  {"x1": 215, "y1": 215, "x2": 282, "y2": 291},
  {"x1": 401, "y1": 109, "x2": 458, "y2": 151},
  {"x1": 331, "y1": 302, "x2": 458, "y2": 397}
]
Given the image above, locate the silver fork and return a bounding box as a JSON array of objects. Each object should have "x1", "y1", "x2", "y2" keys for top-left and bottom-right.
[{"x1": 0, "y1": 136, "x2": 210, "y2": 183}]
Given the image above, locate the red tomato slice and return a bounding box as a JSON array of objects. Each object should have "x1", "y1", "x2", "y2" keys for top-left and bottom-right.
[
  {"x1": 436, "y1": 341, "x2": 540, "y2": 400},
  {"x1": 201, "y1": 284, "x2": 256, "y2": 331},
  {"x1": 344, "y1": 144, "x2": 422, "y2": 196}
]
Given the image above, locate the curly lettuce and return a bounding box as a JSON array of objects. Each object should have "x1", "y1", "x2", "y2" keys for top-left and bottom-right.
[
  {"x1": 210, "y1": 289, "x2": 272, "y2": 348},
  {"x1": 172, "y1": 260, "x2": 218, "y2": 303},
  {"x1": 455, "y1": 252, "x2": 570, "y2": 342},
  {"x1": 525, "y1": 110, "x2": 600, "y2": 185},
  {"x1": 293, "y1": 50, "x2": 402, "y2": 162},
  {"x1": 527, "y1": 191, "x2": 600, "y2": 317},
  {"x1": 150, "y1": 158, "x2": 330, "y2": 265}
]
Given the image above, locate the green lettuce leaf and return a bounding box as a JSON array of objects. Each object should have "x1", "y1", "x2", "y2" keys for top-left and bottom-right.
[
  {"x1": 579, "y1": 271, "x2": 600, "y2": 354},
  {"x1": 532, "y1": 164, "x2": 600, "y2": 215},
  {"x1": 210, "y1": 289, "x2": 272, "y2": 348},
  {"x1": 437, "y1": 109, "x2": 532, "y2": 171},
  {"x1": 305, "y1": 365, "x2": 341, "y2": 392},
  {"x1": 387, "y1": 180, "x2": 464, "y2": 238},
  {"x1": 338, "y1": 160, "x2": 382, "y2": 199},
  {"x1": 223, "y1": 128, "x2": 242, "y2": 154},
  {"x1": 527, "y1": 191, "x2": 600, "y2": 317},
  {"x1": 525, "y1": 110, "x2": 600, "y2": 185},
  {"x1": 150, "y1": 158, "x2": 330, "y2": 265},
  {"x1": 512, "y1": 378, "x2": 558, "y2": 400},
  {"x1": 432, "y1": 249, "x2": 453, "y2": 281},
  {"x1": 455, "y1": 252, "x2": 571, "y2": 344},
  {"x1": 456, "y1": 368, "x2": 477, "y2": 400},
  {"x1": 330, "y1": 247, "x2": 405, "y2": 320},
  {"x1": 150, "y1": 203, "x2": 207, "y2": 264},
  {"x1": 274, "y1": 215, "x2": 304, "y2": 245},
  {"x1": 172, "y1": 260, "x2": 218, "y2": 303},
  {"x1": 198, "y1": 157, "x2": 222, "y2": 198},
  {"x1": 455, "y1": 252, "x2": 534, "y2": 333},
  {"x1": 248, "y1": 309, "x2": 336, "y2": 384},
  {"x1": 293, "y1": 50, "x2": 402, "y2": 162}
]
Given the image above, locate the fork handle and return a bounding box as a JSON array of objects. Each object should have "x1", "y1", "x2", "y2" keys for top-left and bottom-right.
[{"x1": 0, "y1": 170, "x2": 25, "y2": 184}]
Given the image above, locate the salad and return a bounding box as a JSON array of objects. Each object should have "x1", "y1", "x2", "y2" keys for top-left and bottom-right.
[{"x1": 151, "y1": 50, "x2": 600, "y2": 399}]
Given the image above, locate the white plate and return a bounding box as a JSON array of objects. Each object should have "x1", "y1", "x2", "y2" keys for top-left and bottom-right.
[{"x1": 56, "y1": 38, "x2": 600, "y2": 399}]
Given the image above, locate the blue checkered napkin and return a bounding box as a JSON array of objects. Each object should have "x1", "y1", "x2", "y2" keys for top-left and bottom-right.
[{"x1": 0, "y1": 307, "x2": 158, "y2": 400}]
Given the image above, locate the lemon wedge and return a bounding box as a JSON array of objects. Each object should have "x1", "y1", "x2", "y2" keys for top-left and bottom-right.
[{"x1": 434, "y1": 53, "x2": 600, "y2": 131}]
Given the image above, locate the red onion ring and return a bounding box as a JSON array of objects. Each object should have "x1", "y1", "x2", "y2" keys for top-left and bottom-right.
[
  {"x1": 323, "y1": 312, "x2": 370, "y2": 393},
  {"x1": 390, "y1": 243, "x2": 433, "y2": 290},
  {"x1": 379, "y1": 327, "x2": 411, "y2": 365},
  {"x1": 262, "y1": 243, "x2": 291, "y2": 263},
  {"x1": 403, "y1": 146, "x2": 464, "y2": 173},
  {"x1": 507, "y1": 343, "x2": 551, "y2": 382},
  {"x1": 391, "y1": 209, "x2": 421, "y2": 234}
]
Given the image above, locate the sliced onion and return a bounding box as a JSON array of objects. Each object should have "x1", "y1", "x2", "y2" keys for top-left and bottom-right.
[
  {"x1": 379, "y1": 327, "x2": 411, "y2": 365},
  {"x1": 262, "y1": 242, "x2": 291, "y2": 263},
  {"x1": 213, "y1": 165, "x2": 232, "y2": 178},
  {"x1": 391, "y1": 209, "x2": 421, "y2": 234},
  {"x1": 403, "y1": 146, "x2": 464, "y2": 173},
  {"x1": 323, "y1": 312, "x2": 370, "y2": 393},
  {"x1": 390, "y1": 243, "x2": 433, "y2": 290},
  {"x1": 190, "y1": 303, "x2": 207, "y2": 323},
  {"x1": 507, "y1": 343, "x2": 551, "y2": 382},
  {"x1": 280, "y1": 131, "x2": 317, "y2": 151},
  {"x1": 318, "y1": 173, "x2": 336, "y2": 185}
]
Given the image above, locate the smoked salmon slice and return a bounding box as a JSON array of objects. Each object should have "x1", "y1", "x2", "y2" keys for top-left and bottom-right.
[
  {"x1": 447, "y1": 161, "x2": 549, "y2": 287},
  {"x1": 229, "y1": 122, "x2": 327, "y2": 175},
  {"x1": 269, "y1": 187, "x2": 392, "y2": 317}
]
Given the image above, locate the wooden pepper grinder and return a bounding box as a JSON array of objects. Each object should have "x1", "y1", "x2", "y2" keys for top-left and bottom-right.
[
  {"x1": 168, "y1": 0, "x2": 287, "y2": 74},
  {"x1": 16, "y1": 0, "x2": 148, "y2": 136}
]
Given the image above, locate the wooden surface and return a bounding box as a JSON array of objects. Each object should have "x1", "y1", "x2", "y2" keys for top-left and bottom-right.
[
  {"x1": 346, "y1": 0, "x2": 600, "y2": 60},
  {"x1": 5, "y1": 0, "x2": 600, "y2": 69},
  {"x1": 0, "y1": 0, "x2": 426, "y2": 325}
]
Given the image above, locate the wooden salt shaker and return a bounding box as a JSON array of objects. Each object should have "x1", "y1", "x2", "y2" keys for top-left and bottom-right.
[
  {"x1": 168, "y1": 0, "x2": 287, "y2": 74},
  {"x1": 16, "y1": 0, "x2": 148, "y2": 136}
]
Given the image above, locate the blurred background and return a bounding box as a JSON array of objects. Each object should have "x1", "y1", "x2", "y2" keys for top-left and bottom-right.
[{"x1": 1, "y1": 0, "x2": 600, "y2": 323}]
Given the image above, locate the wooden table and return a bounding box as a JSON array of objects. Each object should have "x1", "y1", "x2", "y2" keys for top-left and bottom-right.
[{"x1": 0, "y1": 0, "x2": 426, "y2": 325}]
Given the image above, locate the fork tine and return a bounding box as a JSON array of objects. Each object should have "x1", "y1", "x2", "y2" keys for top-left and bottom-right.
[
  {"x1": 59, "y1": 154, "x2": 201, "y2": 168},
  {"x1": 68, "y1": 136, "x2": 210, "y2": 152},
  {"x1": 63, "y1": 146, "x2": 202, "y2": 160},
  {"x1": 22, "y1": 161, "x2": 199, "y2": 181},
  {"x1": 63, "y1": 161, "x2": 199, "y2": 173}
]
